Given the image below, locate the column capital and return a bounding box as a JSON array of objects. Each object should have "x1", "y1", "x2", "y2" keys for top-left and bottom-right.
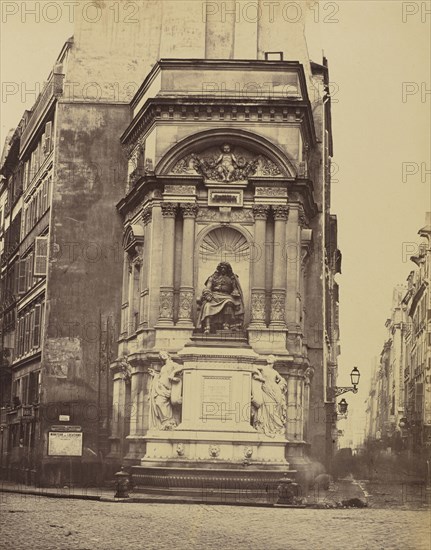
[
  {"x1": 272, "y1": 205, "x2": 289, "y2": 221},
  {"x1": 161, "y1": 202, "x2": 178, "y2": 217},
  {"x1": 180, "y1": 203, "x2": 199, "y2": 218},
  {"x1": 298, "y1": 206, "x2": 309, "y2": 228},
  {"x1": 142, "y1": 206, "x2": 152, "y2": 224},
  {"x1": 252, "y1": 204, "x2": 270, "y2": 220}
]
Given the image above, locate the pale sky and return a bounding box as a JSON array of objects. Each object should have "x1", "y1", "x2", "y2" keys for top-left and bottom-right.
[{"x1": 1, "y1": 1, "x2": 430, "y2": 442}]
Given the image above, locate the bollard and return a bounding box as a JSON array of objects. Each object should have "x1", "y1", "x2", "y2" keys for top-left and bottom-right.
[
  {"x1": 277, "y1": 473, "x2": 300, "y2": 505},
  {"x1": 114, "y1": 467, "x2": 130, "y2": 499}
]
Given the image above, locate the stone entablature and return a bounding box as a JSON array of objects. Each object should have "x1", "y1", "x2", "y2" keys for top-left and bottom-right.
[
  {"x1": 120, "y1": 60, "x2": 316, "y2": 187},
  {"x1": 122, "y1": 99, "x2": 313, "y2": 181},
  {"x1": 129, "y1": 60, "x2": 308, "y2": 117}
]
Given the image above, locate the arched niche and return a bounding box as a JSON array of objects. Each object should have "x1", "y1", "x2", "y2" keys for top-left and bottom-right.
[
  {"x1": 194, "y1": 225, "x2": 252, "y2": 326},
  {"x1": 122, "y1": 223, "x2": 144, "y2": 256}
]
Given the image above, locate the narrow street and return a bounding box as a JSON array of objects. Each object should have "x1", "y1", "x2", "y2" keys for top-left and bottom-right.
[{"x1": 1, "y1": 492, "x2": 429, "y2": 550}]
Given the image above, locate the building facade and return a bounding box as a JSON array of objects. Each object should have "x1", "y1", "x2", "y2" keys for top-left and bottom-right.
[
  {"x1": 0, "y1": 36, "x2": 127, "y2": 485},
  {"x1": 402, "y1": 215, "x2": 431, "y2": 454},
  {"x1": 364, "y1": 286, "x2": 407, "y2": 450},
  {"x1": 1, "y1": 1, "x2": 341, "y2": 486},
  {"x1": 365, "y1": 214, "x2": 431, "y2": 458},
  {"x1": 100, "y1": 5, "x2": 340, "y2": 486}
]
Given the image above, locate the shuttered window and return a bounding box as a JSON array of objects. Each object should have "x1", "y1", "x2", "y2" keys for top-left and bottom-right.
[
  {"x1": 24, "y1": 313, "x2": 31, "y2": 354},
  {"x1": 34, "y1": 237, "x2": 48, "y2": 276},
  {"x1": 44, "y1": 121, "x2": 52, "y2": 154},
  {"x1": 18, "y1": 259, "x2": 27, "y2": 294},
  {"x1": 32, "y1": 304, "x2": 41, "y2": 348}
]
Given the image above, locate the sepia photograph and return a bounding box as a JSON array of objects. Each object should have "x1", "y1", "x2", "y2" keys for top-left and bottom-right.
[{"x1": 0, "y1": 1, "x2": 430, "y2": 548}]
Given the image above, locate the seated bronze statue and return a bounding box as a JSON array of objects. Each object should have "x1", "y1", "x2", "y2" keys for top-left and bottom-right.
[{"x1": 197, "y1": 262, "x2": 244, "y2": 334}]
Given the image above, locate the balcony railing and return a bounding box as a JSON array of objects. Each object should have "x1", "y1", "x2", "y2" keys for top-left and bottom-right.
[{"x1": 20, "y1": 73, "x2": 64, "y2": 152}]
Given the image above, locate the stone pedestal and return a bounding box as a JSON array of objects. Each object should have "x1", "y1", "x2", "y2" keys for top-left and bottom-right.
[{"x1": 138, "y1": 345, "x2": 293, "y2": 492}]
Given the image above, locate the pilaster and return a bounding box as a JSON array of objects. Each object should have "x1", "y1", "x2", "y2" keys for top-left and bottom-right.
[
  {"x1": 250, "y1": 204, "x2": 269, "y2": 327},
  {"x1": 158, "y1": 202, "x2": 177, "y2": 325},
  {"x1": 178, "y1": 203, "x2": 198, "y2": 326},
  {"x1": 270, "y1": 205, "x2": 289, "y2": 329}
]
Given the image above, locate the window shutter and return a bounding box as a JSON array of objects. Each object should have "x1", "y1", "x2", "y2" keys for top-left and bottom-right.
[
  {"x1": 41, "y1": 181, "x2": 46, "y2": 212},
  {"x1": 18, "y1": 259, "x2": 27, "y2": 294},
  {"x1": 33, "y1": 147, "x2": 38, "y2": 175},
  {"x1": 35, "y1": 191, "x2": 39, "y2": 221},
  {"x1": 16, "y1": 318, "x2": 22, "y2": 356},
  {"x1": 34, "y1": 237, "x2": 48, "y2": 276},
  {"x1": 22, "y1": 375, "x2": 29, "y2": 405},
  {"x1": 28, "y1": 253, "x2": 33, "y2": 290},
  {"x1": 45, "y1": 122, "x2": 52, "y2": 153},
  {"x1": 23, "y1": 161, "x2": 28, "y2": 190},
  {"x1": 23, "y1": 206, "x2": 27, "y2": 236},
  {"x1": 33, "y1": 304, "x2": 41, "y2": 348},
  {"x1": 24, "y1": 313, "x2": 30, "y2": 354},
  {"x1": 20, "y1": 317, "x2": 24, "y2": 356},
  {"x1": 37, "y1": 142, "x2": 41, "y2": 171},
  {"x1": 29, "y1": 310, "x2": 35, "y2": 352}
]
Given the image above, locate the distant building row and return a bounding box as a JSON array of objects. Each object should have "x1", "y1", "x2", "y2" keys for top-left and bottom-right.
[{"x1": 365, "y1": 214, "x2": 431, "y2": 456}]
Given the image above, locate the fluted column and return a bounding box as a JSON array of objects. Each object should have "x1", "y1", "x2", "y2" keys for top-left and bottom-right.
[
  {"x1": 270, "y1": 205, "x2": 289, "y2": 327},
  {"x1": 178, "y1": 203, "x2": 198, "y2": 326},
  {"x1": 158, "y1": 203, "x2": 177, "y2": 325},
  {"x1": 250, "y1": 204, "x2": 269, "y2": 327}
]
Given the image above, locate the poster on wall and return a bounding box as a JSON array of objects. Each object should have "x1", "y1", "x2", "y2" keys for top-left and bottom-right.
[{"x1": 48, "y1": 431, "x2": 83, "y2": 457}]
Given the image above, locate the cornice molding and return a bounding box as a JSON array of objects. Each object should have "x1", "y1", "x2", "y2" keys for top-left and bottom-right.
[{"x1": 122, "y1": 99, "x2": 316, "y2": 153}]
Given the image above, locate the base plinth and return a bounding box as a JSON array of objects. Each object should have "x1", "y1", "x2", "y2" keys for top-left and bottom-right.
[{"x1": 131, "y1": 464, "x2": 296, "y2": 502}]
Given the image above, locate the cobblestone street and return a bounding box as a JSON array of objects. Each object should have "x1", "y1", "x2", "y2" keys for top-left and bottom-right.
[{"x1": 1, "y1": 492, "x2": 429, "y2": 550}]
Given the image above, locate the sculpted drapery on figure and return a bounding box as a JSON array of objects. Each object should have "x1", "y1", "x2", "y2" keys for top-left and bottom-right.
[
  {"x1": 251, "y1": 355, "x2": 288, "y2": 438},
  {"x1": 148, "y1": 351, "x2": 183, "y2": 430},
  {"x1": 196, "y1": 262, "x2": 244, "y2": 334}
]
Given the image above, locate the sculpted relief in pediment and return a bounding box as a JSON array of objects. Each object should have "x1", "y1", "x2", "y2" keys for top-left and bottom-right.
[{"x1": 171, "y1": 143, "x2": 283, "y2": 183}]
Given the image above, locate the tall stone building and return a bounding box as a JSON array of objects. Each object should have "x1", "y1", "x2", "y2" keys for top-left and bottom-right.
[
  {"x1": 402, "y1": 214, "x2": 431, "y2": 454},
  {"x1": 0, "y1": 37, "x2": 126, "y2": 485},
  {"x1": 0, "y1": 1, "x2": 340, "y2": 486},
  {"x1": 364, "y1": 286, "x2": 407, "y2": 450},
  {"x1": 365, "y1": 213, "x2": 431, "y2": 457}
]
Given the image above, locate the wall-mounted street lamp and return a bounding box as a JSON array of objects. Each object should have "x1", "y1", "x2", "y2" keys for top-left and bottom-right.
[
  {"x1": 338, "y1": 398, "x2": 348, "y2": 415},
  {"x1": 332, "y1": 398, "x2": 349, "y2": 422},
  {"x1": 329, "y1": 367, "x2": 361, "y2": 398}
]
